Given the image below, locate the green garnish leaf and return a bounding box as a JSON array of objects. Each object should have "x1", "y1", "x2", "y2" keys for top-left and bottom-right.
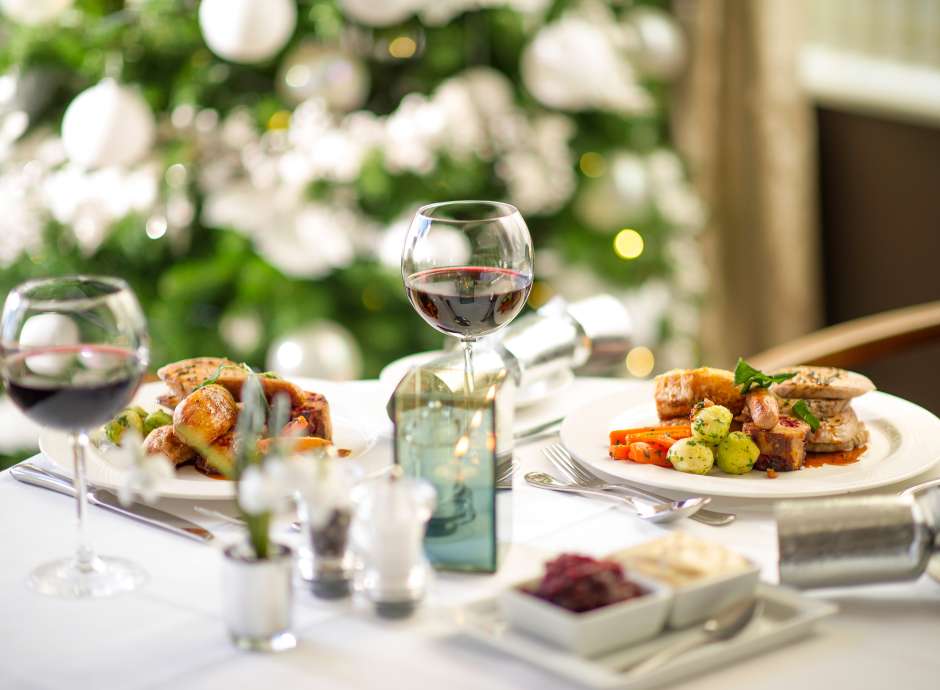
[
  {"x1": 734, "y1": 358, "x2": 796, "y2": 394},
  {"x1": 792, "y1": 400, "x2": 821, "y2": 432},
  {"x1": 194, "y1": 363, "x2": 228, "y2": 390},
  {"x1": 195, "y1": 362, "x2": 255, "y2": 390}
]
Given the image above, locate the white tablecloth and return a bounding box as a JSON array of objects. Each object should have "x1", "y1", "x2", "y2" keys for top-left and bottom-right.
[{"x1": 1, "y1": 378, "x2": 938, "y2": 690}]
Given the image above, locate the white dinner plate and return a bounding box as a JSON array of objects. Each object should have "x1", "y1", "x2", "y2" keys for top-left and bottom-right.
[
  {"x1": 560, "y1": 390, "x2": 940, "y2": 499},
  {"x1": 379, "y1": 350, "x2": 574, "y2": 409},
  {"x1": 39, "y1": 381, "x2": 376, "y2": 500}
]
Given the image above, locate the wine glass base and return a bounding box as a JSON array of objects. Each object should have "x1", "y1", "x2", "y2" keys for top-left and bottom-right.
[{"x1": 28, "y1": 555, "x2": 148, "y2": 599}]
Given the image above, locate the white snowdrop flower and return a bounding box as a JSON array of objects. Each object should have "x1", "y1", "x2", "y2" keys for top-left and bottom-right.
[
  {"x1": 106, "y1": 430, "x2": 174, "y2": 506},
  {"x1": 237, "y1": 465, "x2": 272, "y2": 515}
]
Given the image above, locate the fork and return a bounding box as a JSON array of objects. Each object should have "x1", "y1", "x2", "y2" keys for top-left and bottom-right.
[{"x1": 543, "y1": 444, "x2": 735, "y2": 526}]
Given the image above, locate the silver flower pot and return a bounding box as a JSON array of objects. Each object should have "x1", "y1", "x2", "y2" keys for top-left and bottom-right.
[{"x1": 220, "y1": 543, "x2": 296, "y2": 652}]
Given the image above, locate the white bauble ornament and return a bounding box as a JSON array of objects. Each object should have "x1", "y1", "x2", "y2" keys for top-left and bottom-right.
[
  {"x1": 199, "y1": 0, "x2": 296, "y2": 64},
  {"x1": 20, "y1": 313, "x2": 80, "y2": 376},
  {"x1": 61, "y1": 80, "x2": 155, "y2": 169},
  {"x1": 0, "y1": 0, "x2": 71, "y2": 25},
  {"x1": 339, "y1": 0, "x2": 422, "y2": 26},
  {"x1": 266, "y1": 322, "x2": 363, "y2": 381},
  {"x1": 220, "y1": 312, "x2": 263, "y2": 354},
  {"x1": 277, "y1": 43, "x2": 369, "y2": 110},
  {"x1": 626, "y1": 7, "x2": 686, "y2": 80}
]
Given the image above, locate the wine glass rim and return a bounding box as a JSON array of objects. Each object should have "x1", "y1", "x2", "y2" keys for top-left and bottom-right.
[
  {"x1": 9, "y1": 275, "x2": 132, "y2": 310},
  {"x1": 417, "y1": 200, "x2": 520, "y2": 223}
]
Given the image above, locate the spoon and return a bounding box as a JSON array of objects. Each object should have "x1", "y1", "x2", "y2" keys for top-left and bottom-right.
[
  {"x1": 523, "y1": 471, "x2": 709, "y2": 523},
  {"x1": 622, "y1": 598, "x2": 762, "y2": 675}
]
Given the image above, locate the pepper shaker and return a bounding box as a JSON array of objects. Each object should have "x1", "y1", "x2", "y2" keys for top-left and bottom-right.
[
  {"x1": 351, "y1": 466, "x2": 436, "y2": 618},
  {"x1": 302, "y1": 454, "x2": 357, "y2": 599}
]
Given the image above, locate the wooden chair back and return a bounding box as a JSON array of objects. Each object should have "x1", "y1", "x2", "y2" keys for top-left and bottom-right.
[{"x1": 747, "y1": 301, "x2": 940, "y2": 370}]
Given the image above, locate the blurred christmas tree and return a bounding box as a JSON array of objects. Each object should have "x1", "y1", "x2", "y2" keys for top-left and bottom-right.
[{"x1": 0, "y1": 0, "x2": 704, "y2": 380}]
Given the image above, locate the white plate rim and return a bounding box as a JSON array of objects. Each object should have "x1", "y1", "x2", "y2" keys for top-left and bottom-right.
[
  {"x1": 39, "y1": 381, "x2": 376, "y2": 500},
  {"x1": 560, "y1": 390, "x2": 940, "y2": 499}
]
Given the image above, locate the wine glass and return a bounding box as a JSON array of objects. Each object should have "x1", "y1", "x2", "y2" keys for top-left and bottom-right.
[
  {"x1": 402, "y1": 201, "x2": 533, "y2": 390},
  {"x1": 1, "y1": 276, "x2": 149, "y2": 598}
]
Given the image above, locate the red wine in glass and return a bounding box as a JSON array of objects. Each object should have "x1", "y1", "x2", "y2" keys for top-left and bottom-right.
[
  {"x1": 405, "y1": 266, "x2": 533, "y2": 339},
  {"x1": 3, "y1": 345, "x2": 143, "y2": 431}
]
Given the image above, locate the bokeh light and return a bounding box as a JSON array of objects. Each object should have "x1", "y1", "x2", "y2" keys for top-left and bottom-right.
[
  {"x1": 579, "y1": 152, "x2": 606, "y2": 178},
  {"x1": 389, "y1": 36, "x2": 417, "y2": 59},
  {"x1": 625, "y1": 346, "x2": 655, "y2": 377},
  {"x1": 267, "y1": 110, "x2": 291, "y2": 130},
  {"x1": 526, "y1": 280, "x2": 554, "y2": 309},
  {"x1": 613, "y1": 228, "x2": 644, "y2": 259}
]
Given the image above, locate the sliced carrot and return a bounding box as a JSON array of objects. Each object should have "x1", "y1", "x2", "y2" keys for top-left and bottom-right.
[
  {"x1": 610, "y1": 426, "x2": 690, "y2": 445},
  {"x1": 650, "y1": 447, "x2": 673, "y2": 468},
  {"x1": 610, "y1": 444, "x2": 632, "y2": 461},
  {"x1": 611, "y1": 440, "x2": 675, "y2": 468},
  {"x1": 624, "y1": 433, "x2": 680, "y2": 449},
  {"x1": 627, "y1": 442, "x2": 656, "y2": 464}
]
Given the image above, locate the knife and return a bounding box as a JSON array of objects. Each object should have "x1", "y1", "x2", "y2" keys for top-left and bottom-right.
[{"x1": 10, "y1": 462, "x2": 214, "y2": 543}]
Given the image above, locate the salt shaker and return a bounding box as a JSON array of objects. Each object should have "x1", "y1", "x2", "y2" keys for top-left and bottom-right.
[
  {"x1": 777, "y1": 491, "x2": 939, "y2": 588},
  {"x1": 302, "y1": 454, "x2": 357, "y2": 599},
  {"x1": 351, "y1": 466, "x2": 436, "y2": 618}
]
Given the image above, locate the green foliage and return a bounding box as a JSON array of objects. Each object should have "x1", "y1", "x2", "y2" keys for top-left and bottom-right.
[{"x1": 0, "y1": 0, "x2": 682, "y2": 383}]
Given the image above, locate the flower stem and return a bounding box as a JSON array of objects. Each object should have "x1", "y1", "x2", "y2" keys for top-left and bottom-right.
[{"x1": 245, "y1": 512, "x2": 271, "y2": 559}]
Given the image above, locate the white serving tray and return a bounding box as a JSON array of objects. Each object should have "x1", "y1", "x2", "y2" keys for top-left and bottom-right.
[{"x1": 454, "y1": 584, "x2": 836, "y2": 690}]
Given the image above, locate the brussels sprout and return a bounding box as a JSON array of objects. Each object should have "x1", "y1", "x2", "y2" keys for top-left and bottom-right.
[
  {"x1": 104, "y1": 408, "x2": 144, "y2": 444},
  {"x1": 715, "y1": 431, "x2": 760, "y2": 475},
  {"x1": 143, "y1": 409, "x2": 173, "y2": 435},
  {"x1": 667, "y1": 438, "x2": 715, "y2": 475},
  {"x1": 691, "y1": 405, "x2": 733, "y2": 445},
  {"x1": 129, "y1": 406, "x2": 149, "y2": 419}
]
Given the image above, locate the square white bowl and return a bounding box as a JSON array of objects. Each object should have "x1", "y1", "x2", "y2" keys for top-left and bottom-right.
[
  {"x1": 664, "y1": 564, "x2": 761, "y2": 628},
  {"x1": 498, "y1": 573, "x2": 672, "y2": 657},
  {"x1": 610, "y1": 534, "x2": 762, "y2": 629}
]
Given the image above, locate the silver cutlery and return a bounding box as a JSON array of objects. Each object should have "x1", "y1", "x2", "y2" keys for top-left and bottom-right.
[
  {"x1": 622, "y1": 598, "x2": 762, "y2": 675},
  {"x1": 543, "y1": 444, "x2": 736, "y2": 527},
  {"x1": 192, "y1": 506, "x2": 304, "y2": 533},
  {"x1": 524, "y1": 471, "x2": 707, "y2": 523},
  {"x1": 11, "y1": 463, "x2": 214, "y2": 543},
  {"x1": 513, "y1": 416, "x2": 564, "y2": 445}
]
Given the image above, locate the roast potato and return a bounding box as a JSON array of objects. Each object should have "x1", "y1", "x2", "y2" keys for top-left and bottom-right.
[{"x1": 173, "y1": 384, "x2": 238, "y2": 449}]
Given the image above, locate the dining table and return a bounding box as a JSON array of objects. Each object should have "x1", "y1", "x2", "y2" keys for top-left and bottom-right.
[{"x1": 0, "y1": 376, "x2": 938, "y2": 690}]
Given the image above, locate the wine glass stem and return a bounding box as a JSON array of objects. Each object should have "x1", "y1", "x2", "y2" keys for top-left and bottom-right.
[
  {"x1": 70, "y1": 431, "x2": 95, "y2": 572},
  {"x1": 462, "y1": 338, "x2": 475, "y2": 394}
]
